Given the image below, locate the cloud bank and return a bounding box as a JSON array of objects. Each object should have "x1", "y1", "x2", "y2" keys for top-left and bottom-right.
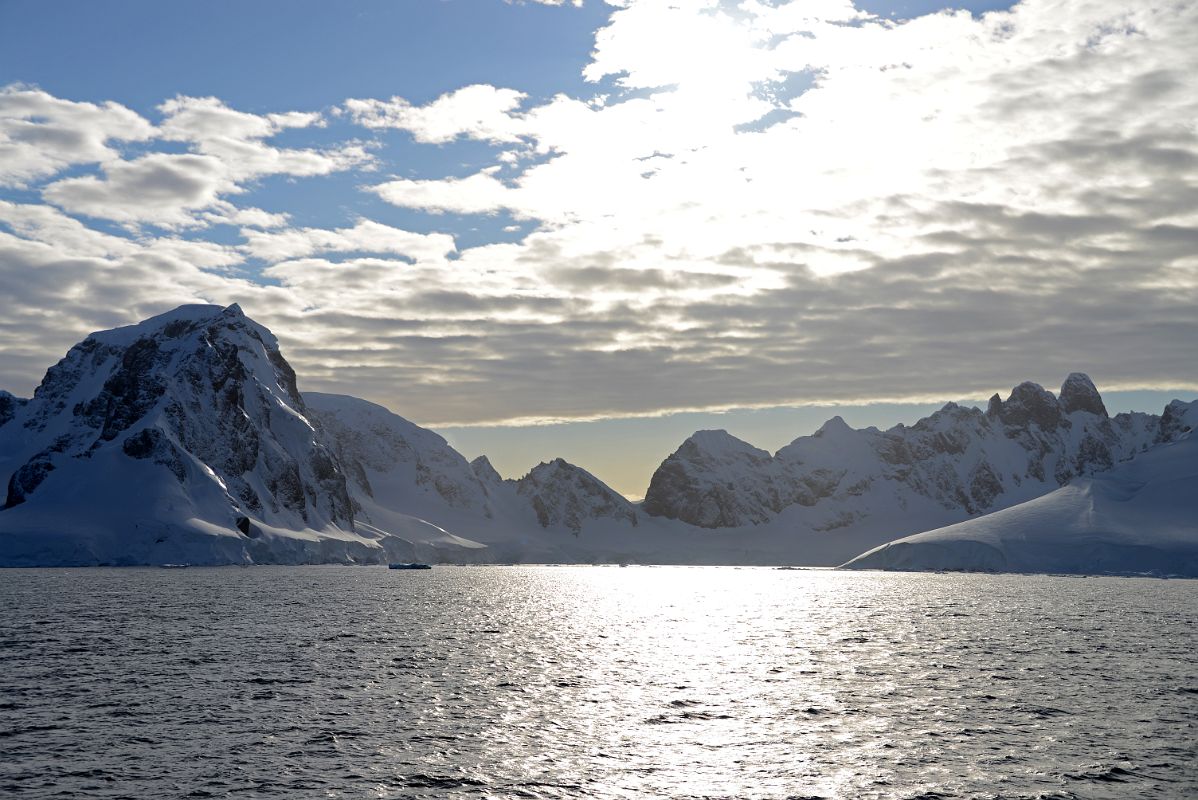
[{"x1": 1, "y1": 0, "x2": 1196, "y2": 427}]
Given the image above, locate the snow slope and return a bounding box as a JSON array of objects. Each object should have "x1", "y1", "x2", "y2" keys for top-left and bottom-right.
[
  {"x1": 307, "y1": 392, "x2": 647, "y2": 561},
  {"x1": 842, "y1": 401, "x2": 1198, "y2": 576}
]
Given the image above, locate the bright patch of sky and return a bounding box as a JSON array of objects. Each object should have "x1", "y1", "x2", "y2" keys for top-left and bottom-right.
[{"x1": 2, "y1": 0, "x2": 1196, "y2": 493}]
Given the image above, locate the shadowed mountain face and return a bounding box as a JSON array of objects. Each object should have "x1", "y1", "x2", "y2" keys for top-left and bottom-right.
[
  {"x1": 2, "y1": 304, "x2": 353, "y2": 529},
  {"x1": 642, "y1": 373, "x2": 1163, "y2": 530},
  {"x1": 515, "y1": 458, "x2": 638, "y2": 534},
  {"x1": 0, "y1": 305, "x2": 640, "y2": 566}
]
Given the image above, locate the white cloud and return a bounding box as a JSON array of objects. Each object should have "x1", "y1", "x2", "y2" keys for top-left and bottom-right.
[
  {"x1": 21, "y1": 92, "x2": 371, "y2": 228},
  {"x1": 241, "y1": 219, "x2": 456, "y2": 263},
  {"x1": 43, "y1": 153, "x2": 227, "y2": 226},
  {"x1": 345, "y1": 84, "x2": 530, "y2": 144},
  {"x1": 370, "y1": 169, "x2": 519, "y2": 216},
  {"x1": 0, "y1": 86, "x2": 154, "y2": 187}
]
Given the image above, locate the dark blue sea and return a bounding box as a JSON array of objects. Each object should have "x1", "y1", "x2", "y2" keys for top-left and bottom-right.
[{"x1": 1, "y1": 566, "x2": 1195, "y2": 799}]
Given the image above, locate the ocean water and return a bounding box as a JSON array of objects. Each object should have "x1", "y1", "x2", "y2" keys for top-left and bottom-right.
[{"x1": 0, "y1": 566, "x2": 1194, "y2": 799}]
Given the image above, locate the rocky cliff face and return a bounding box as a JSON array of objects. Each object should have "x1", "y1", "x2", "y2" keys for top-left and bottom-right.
[
  {"x1": 1, "y1": 304, "x2": 354, "y2": 529},
  {"x1": 515, "y1": 458, "x2": 638, "y2": 533},
  {"x1": 642, "y1": 374, "x2": 1164, "y2": 530},
  {"x1": 0, "y1": 391, "x2": 26, "y2": 430},
  {"x1": 0, "y1": 305, "x2": 389, "y2": 565},
  {"x1": 641, "y1": 430, "x2": 795, "y2": 527}
]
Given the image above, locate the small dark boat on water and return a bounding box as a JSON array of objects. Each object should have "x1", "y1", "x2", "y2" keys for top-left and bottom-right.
[
  {"x1": 388, "y1": 563, "x2": 432, "y2": 570},
  {"x1": 160, "y1": 563, "x2": 189, "y2": 569}
]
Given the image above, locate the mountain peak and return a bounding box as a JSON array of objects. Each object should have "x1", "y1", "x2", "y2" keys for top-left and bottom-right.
[
  {"x1": 682, "y1": 429, "x2": 770, "y2": 460},
  {"x1": 470, "y1": 455, "x2": 504, "y2": 484},
  {"x1": 997, "y1": 381, "x2": 1062, "y2": 430},
  {"x1": 1059, "y1": 372, "x2": 1107, "y2": 417},
  {"x1": 815, "y1": 415, "x2": 854, "y2": 437},
  {"x1": 4, "y1": 304, "x2": 352, "y2": 528},
  {"x1": 517, "y1": 458, "x2": 635, "y2": 532}
]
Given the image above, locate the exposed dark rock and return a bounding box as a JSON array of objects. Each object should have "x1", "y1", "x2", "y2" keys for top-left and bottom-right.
[
  {"x1": 998, "y1": 382, "x2": 1062, "y2": 431},
  {"x1": 968, "y1": 462, "x2": 1003, "y2": 511},
  {"x1": 1059, "y1": 373, "x2": 1108, "y2": 417},
  {"x1": 4, "y1": 452, "x2": 55, "y2": 509},
  {"x1": 267, "y1": 348, "x2": 303, "y2": 408},
  {"x1": 1074, "y1": 431, "x2": 1114, "y2": 475},
  {"x1": 986, "y1": 393, "x2": 1003, "y2": 418},
  {"x1": 516, "y1": 458, "x2": 637, "y2": 532},
  {"x1": 0, "y1": 391, "x2": 27, "y2": 428},
  {"x1": 1157, "y1": 400, "x2": 1194, "y2": 443},
  {"x1": 120, "y1": 427, "x2": 186, "y2": 482}
]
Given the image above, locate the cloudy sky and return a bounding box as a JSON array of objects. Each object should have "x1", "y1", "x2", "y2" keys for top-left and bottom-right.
[{"x1": 2, "y1": 0, "x2": 1195, "y2": 496}]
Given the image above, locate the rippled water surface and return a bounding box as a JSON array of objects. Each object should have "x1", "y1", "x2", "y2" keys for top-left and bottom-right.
[{"x1": 1, "y1": 566, "x2": 1195, "y2": 799}]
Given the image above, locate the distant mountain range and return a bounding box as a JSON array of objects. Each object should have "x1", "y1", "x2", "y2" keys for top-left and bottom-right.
[{"x1": 0, "y1": 304, "x2": 1193, "y2": 574}]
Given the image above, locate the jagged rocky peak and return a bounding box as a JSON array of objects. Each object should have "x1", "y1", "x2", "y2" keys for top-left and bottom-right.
[
  {"x1": 990, "y1": 381, "x2": 1062, "y2": 430},
  {"x1": 1157, "y1": 399, "x2": 1196, "y2": 442},
  {"x1": 1059, "y1": 373, "x2": 1107, "y2": 417},
  {"x1": 642, "y1": 372, "x2": 1167, "y2": 531},
  {"x1": 643, "y1": 429, "x2": 792, "y2": 528},
  {"x1": 0, "y1": 390, "x2": 27, "y2": 428},
  {"x1": 515, "y1": 458, "x2": 637, "y2": 533},
  {"x1": 471, "y1": 455, "x2": 504, "y2": 484},
  {"x1": 2, "y1": 302, "x2": 353, "y2": 531}
]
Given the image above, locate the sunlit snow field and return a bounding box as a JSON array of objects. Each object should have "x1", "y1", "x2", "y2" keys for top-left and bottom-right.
[{"x1": 1, "y1": 566, "x2": 1195, "y2": 799}]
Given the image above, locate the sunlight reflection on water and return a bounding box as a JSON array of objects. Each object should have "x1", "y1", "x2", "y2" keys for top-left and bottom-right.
[{"x1": 1, "y1": 566, "x2": 1195, "y2": 799}]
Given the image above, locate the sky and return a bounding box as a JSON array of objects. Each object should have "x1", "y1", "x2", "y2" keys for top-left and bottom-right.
[{"x1": 1, "y1": 0, "x2": 1196, "y2": 497}]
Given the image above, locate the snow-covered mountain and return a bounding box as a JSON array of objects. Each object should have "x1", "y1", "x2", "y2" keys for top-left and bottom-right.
[
  {"x1": 307, "y1": 394, "x2": 642, "y2": 551},
  {"x1": 0, "y1": 305, "x2": 413, "y2": 565},
  {"x1": 515, "y1": 458, "x2": 639, "y2": 534},
  {"x1": 1, "y1": 303, "x2": 1191, "y2": 571},
  {"x1": 842, "y1": 401, "x2": 1198, "y2": 576},
  {"x1": 643, "y1": 375, "x2": 1161, "y2": 542},
  {"x1": 0, "y1": 305, "x2": 641, "y2": 565}
]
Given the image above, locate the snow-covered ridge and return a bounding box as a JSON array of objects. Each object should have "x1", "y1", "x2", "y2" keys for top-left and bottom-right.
[
  {"x1": 643, "y1": 374, "x2": 1165, "y2": 535},
  {"x1": 842, "y1": 400, "x2": 1198, "y2": 576},
  {"x1": 0, "y1": 304, "x2": 1192, "y2": 570}
]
